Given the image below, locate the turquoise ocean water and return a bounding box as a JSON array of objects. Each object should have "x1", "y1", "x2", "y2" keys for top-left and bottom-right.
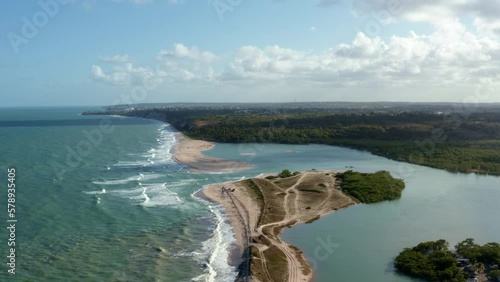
[{"x1": 0, "y1": 107, "x2": 499, "y2": 281}]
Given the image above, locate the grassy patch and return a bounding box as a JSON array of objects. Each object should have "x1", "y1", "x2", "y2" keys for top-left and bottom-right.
[
  {"x1": 238, "y1": 179, "x2": 264, "y2": 201},
  {"x1": 298, "y1": 189, "x2": 328, "y2": 205},
  {"x1": 236, "y1": 179, "x2": 265, "y2": 225},
  {"x1": 296, "y1": 173, "x2": 332, "y2": 193},
  {"x1": 273, "y1": 174, "x2": 301, "y2": 189},
  {"x1": 249, "y1": 245, "x2": 267, "y2": 282},
  {"x1": 252, "y1": 178, "x2": 286, "y2": 225},
  {"x1": 263, "y1": 246, "x2": 288, "y2": 282}
]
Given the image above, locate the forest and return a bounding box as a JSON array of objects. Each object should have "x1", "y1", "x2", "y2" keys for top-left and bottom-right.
[
  {"x1": 395, "y1": 239, "x2": 500, "y2": 282},
  {"x1": 335, "y1": 170, "x2": 405, "y2": 203},
  {"x1": 83, "y1": 103, "x2": 500, "y2": 175}
]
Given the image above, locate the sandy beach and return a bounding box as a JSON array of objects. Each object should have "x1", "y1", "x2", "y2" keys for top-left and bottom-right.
[
  {"x1": 173, "y1": 133, "x2": 253, "y2": 173},
  {"x1": 202, "y1": 170, "x2": 357, "y2": 282}
]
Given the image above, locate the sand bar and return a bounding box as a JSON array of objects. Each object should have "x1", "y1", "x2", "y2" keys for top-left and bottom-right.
[
  {"x1": 173, "y1": 133, "x2": 253, "y2": 173},
  {"x1": 202, "y1": 170, "x2": 358, "y2": 282}
]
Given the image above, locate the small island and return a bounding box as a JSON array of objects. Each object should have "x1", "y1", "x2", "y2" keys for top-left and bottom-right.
[
  {"x1": 201, "y1": 169, "x2": 405, "y2": 282},
  {"x1": 395, "y1": 239, "x2": 500, "y2": 282}
]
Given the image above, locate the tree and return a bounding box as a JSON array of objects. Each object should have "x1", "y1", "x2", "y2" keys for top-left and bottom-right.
[
  {"x1": 395, "y1": 240, "x2": 466, "y2": 282},
  {"x1": 336, "y1": 170, "x2": 405, "y2": 203},
  {"x1": 456, "y1": 239, "x2": 500, "y2": 264},
  {"x1": 278, "y1": 169, "x2": 292, "y2": 178},
  {"x1": 479, "y1": 242, "x2": 500, "y2": 264},
  {"x1": 455, "y1": 238, "x2": 481, "y2": 262},
  {"x1": 489, "y1": 269, "x2": 500, "y2": 280}
]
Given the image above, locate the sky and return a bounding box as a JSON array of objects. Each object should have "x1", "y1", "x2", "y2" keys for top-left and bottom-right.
[{"x1": 1, "y1": 0, "x2": 500, "y2": 107}]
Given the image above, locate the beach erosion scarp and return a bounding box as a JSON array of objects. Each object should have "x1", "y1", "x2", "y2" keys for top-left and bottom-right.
[{"x1": 202, "y1": 170, "x2": 358, "y2": 282}]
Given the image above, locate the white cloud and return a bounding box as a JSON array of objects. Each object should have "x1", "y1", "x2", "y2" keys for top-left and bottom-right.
[
  {"x1": 226, "y1": 21, "x2": 500, "y2": 89},
  {"x1": 351, "y1": 0, "x2": 500, "y2": 36},
  {"x1": 91, "y1": 45, "x2": 216, "y2": 85},
  {"x1": 310, "y1": 26, "x2": 317, "y2": 32},
  {"x1": 156, "y1": 43, "x2": 217, "y2": 63},
  {"x1": 91, "y1": 23, "x2": 500, "y2": 100},
  {"x1": 474, "y1": 17, "x2": 500, "y2": 37},
  {"x1": 99, "y1": 55, "x2": 129, "y2": 63},
  {"x1": 154, "y1": 44, "x2": 217, "y2": 82},
  {"x1": 91, "y1": 65, "x2": 128, "y2": 85},
  {"x1": 91, "y1": 62, "x2": 161, "y2": 85}
]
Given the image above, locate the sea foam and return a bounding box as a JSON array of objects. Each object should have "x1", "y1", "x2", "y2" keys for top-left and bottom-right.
[
  {"x1": 191, "y1": 188, "x2": 239, "y2": 282},
  {"x1": 84, "y1": 188, "x2": 107, "y2": 195},
  {"x1": 92, "y1": 173, "x2": 161, "y2": 185},
  {"x1": 113, "y1": 124, "x2": 177, "y2": 168},
  {"x1": 140, "y1": 183, "x2": 182, "y2": 207}
]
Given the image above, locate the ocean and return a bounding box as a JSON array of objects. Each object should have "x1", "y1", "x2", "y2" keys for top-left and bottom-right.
[
  {"x1": 0, "y1": 107, "x2": 499, "y2": 282},
  {"x1": 0, "y1": 107, "x2": 242, "y2": 282}
]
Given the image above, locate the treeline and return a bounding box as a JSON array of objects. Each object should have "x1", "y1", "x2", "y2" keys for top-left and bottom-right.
[
  {"x1": 83, "y1": 107, "x2": 500, "y2": 175},
  {"x1": 395, "y1": 239, "x2": 500, "y2": 282},
  {"x1": 455, "y1": 238, "x2": 500, "y2": 266},
  {"x1": 336, "y1": 170, "x2": 405, "y2": 203},
  {"x1": 395, "y1": 240, "x2": 466, "y2": 281}
]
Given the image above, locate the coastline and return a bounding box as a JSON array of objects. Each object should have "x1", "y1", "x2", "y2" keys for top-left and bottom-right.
[
  {"x1": 195, "y1": 186, "x2": 248, "y2": 272},
  {"x1": 200, "y1": 183, "x2": 251, "y2": 267},
  {"x1": 173, "y1": 132, "x2": 253, "y2": 173},
  {"x1": 201, "y1": 170, "x2": 358, "y2": 282}
]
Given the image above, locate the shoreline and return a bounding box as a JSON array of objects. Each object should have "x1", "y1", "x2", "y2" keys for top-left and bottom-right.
[
  {"x1": 194, "y1": 188, "x2": 245, "y2": 271},
  {"x1": 201, "y1": 170, "x2": 358, "y2": 282},
  {"x1": 198, "y1": 184, "x2": 248, "y2": 269},
  {"x1": 173, "y1": 132, "x2": 253, "y2": 173},
  {"x1": 82, "y1": 110, "x2": 500, "y2": 176}
]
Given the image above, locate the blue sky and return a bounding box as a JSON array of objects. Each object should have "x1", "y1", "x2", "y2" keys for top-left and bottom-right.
[{"x1": 1, "y1": 0, "x2": 499, "y2": 106}]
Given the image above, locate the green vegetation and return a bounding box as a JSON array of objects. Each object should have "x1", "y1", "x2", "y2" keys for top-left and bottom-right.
[
  {"x1": 85, "y1": 105, "x2": 500, "y2": 175},
  {"x1": 394, "y1": 240, "x2": 466, "y2": 282},
  {"x1": 455, "y1": 238, "x2": 500, "y2": 265},
  {"x1": 248, "y1": 245, "x2": 268, "y2": 282},
  {"x1": 238, "y1": 179, "x2": 264, "y2": 202},
  {"x1": 305, "y1": 215, "x2": 321, "y2": 224},
  {"x1": 395, "y1": 239, "x2": 500, "y2": 282},
  {"x1": 272, "y1": 174, "x2": 301, "y2": 189},
  {"x1": 336, "y1": 170, "x2": 405, "y2": 203},
  {"x1": 238, "y1": 179, "x2": 265, "y2": 225},
  {"x1": 278, "y1": 169, "x2": 292, "y2": 178},
  {"x1": 298, "y1": 188, "x2": 324, "y2": 194},
  {"x1": 251, "y1": 178, "x2": 286, "y2": 225},
  {"x1": 490, "y1": 269, "x2": 500, "y2": 280},
  {"x1": 263, "y1": 246, "x2": 288, "y2": 281}
]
